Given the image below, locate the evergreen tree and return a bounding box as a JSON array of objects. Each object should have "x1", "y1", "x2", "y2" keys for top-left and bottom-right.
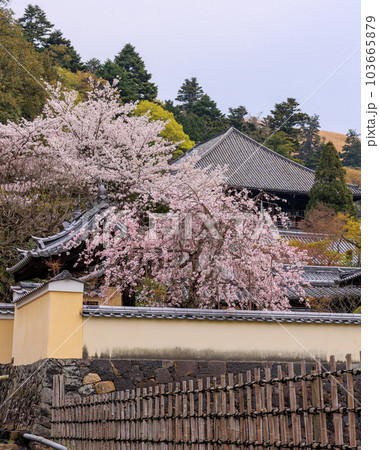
[
  {"x1": 265, "y1": 98, "x2": 309, "y2": 157},
  {"x1": 227, "y1": 106, "x2": 257, "y2": 138},
  {"x1": 307, "y1": 141, "x2": 356, "y2": 216},
  {"x1": 84, "y1": 57, "x2": 103, "y2": 75},
  {"x1": 99, "y1": 60, "x2": 138, "y2": 102},
  {"x1": 176, "y1": 77, "x2": 204, "y2": 110},
  {"x1": 268, "y1": 98, "x2": 308, "y2": 137},
  {"x1": 189, "y1": 94, "x2": 224, "y2": 122},
  {"x1": 304, "y1": 142, "x2": 323, "y2": 170},
  {"x1": 18, "y1": 4, "x2": 54, "y2": 50},
  {"x1": 99, "y1": 43, "x2": 157, "y2": 102},
  {"x1": 177, "y1": 112, "x2": 207, "y2": 143},
  {"x1": 228, "y1": 105, "x2": 248, "y2": 128},
  {"x1": 44, "y1": 29, "x2": 83, "y2": 72},
  {"x1": 265, "y1": 131, "x2": 297, "y2": 159},
  {"x1": 299, "y1": 114, "x2": 321, "y2": 160},
  {"x1": 341, "y1": 129, "x2": 361, "y2": 168}
]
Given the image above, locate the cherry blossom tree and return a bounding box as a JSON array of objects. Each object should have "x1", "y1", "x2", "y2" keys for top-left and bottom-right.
[{"x1": 0, "y1": 80, "x2": 309, "y2": 310}]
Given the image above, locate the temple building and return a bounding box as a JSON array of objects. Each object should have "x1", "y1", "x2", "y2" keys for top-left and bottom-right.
[{"x1": 182, "y1": 127, "x2": 361, "y2": 223}]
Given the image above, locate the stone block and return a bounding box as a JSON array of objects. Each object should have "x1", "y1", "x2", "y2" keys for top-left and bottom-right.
[
  {"x1": 155, "y1": 368, "x2": 173, "y2": 384},
  {"x1": 139, "y1": 360, "x2": 162, "y2": 377},
  {"x1": 94, "y1": 381, "x2": 116, "y2": 394},
  {"x1": 175, "y1": 361, "x2": 198, "y2": 377},
  {"x1": 112, "y1": 360, "x2": 132, "y2": 375},
  {"x1": 89, "y1": 360, "x2": 116, "y2": 381},
  {"x1": 78, "y1": 384, "x2": 95, "y2": 395},
  {"x1": 161, "y1": 360, "x2": 174, "y2": 369},
  {"x1": 83, "y1": 373, "x2": 101, "y2": 385},
  {"x1": 208, "y1": 361, "x2": 226, "y2": 377},
  {"x1": 114, "y1": 377, "x2": 136, "y2": 392}
]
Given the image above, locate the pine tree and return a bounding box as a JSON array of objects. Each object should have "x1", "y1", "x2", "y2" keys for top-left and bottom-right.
[
  {"x1": 84, "y1": 58, "x2": 103, "y2": 74},
  {"x1": 268, "y1": 98, "x2": 308, "y2": 137},
  {"x1": 341, "y1": 129, "x2": 361, "y2": 168},
  {"x1": 299, "y1": 114, "x2": 321, "y2": 160},
  {"x1": 101, "y1": 43, "x2": 157, "y2": 102},
  {"x1": 307, "y1": 141, "x2": 356, "y2": 216},
  {"x1": 44, "y1": 29, "x2": 83, "y2": 72},
  {"x1": 18, "y1": 4, "x2": 54, "y2": 50},
  {"x1": 176, "y1": 77, "x2": 204, "y2": 110}
]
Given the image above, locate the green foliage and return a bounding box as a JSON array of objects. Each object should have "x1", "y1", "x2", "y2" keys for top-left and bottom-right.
[
  {"x1": 56, "y1": 67, "x2": 103, "y2": 101},
  {"x1": 307, "y1": 141, "x2": 356, "y2": 216},
  {"x1": 189, "y1": 94, "x2": 224, "y2": 122},
  {"x1": 175, "y1": 77, "x2": 204, "y2": 110},
  {"x1": 0, "y1": 7, "x2": 52, "y2": 123},
  {"x1": 84, "y1": 57, "x2": 103, "y2": 74},
  {"x1": 134, "y1": 100, "x2": 195, "y2": 159},
  {"x1": 44, "y1": 29, "x2": 83, "y2": 72},
  {"x1": 99, "y1": 43, "x2": 157, "y2": 103},
  {"x1": 169, "y1": 78, "x2": 228, "y2": 143},
  {"x1": 265, "y1": 131, "x2": 298, "y2": 159},
  {"x1": 299, "y1": 114, "x2": 321, "y2": 160},
  {"x1": 341, "y1": 129, "x2": 361, "y2": 168},
  {"x1": 304, "y1": 143, "x2": 323, "y2": 170},
  {"x1": 268, "y1": 97, "x2": 309, "y2": 137},
  {"x1": 18, "y1": 3, "x2": 53, "y2": 49}
]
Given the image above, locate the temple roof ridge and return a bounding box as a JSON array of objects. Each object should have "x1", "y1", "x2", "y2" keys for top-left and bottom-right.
[{"x1": 182, "y1": 127, "x2": 361, "y2": 197}]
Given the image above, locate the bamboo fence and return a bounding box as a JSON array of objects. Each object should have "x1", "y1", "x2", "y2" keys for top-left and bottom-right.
[{"x1": 51, "y1": 354, "x2": 360, "y2": 449}]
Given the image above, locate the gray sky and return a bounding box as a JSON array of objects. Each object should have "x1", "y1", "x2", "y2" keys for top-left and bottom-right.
[{"x1": 8, "y1": 0, "x2": 361, "y2": 134}]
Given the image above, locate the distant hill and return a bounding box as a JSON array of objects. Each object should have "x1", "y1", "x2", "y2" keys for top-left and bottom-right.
[{"x1": 319, "y1": 130, "x2": 348, "y2": 152}]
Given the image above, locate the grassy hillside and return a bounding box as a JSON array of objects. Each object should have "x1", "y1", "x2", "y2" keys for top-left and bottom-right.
[
  {"x1": 319, "y1": 130, "x2": 347, "y2": 152},
  {"x1": 344, "y1": 167, "x2": 361, "y2": 186}
]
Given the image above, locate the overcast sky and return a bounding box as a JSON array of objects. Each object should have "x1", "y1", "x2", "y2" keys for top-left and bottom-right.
[{"x1": 8, "y1": 0, "x2": 360, "y2": 134}]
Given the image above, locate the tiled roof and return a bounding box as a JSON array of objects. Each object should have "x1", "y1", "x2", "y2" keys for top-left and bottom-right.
[
  {"x1": 82, "y1": 305, "x2": 360, "y2": 324},
  {"x1": 6, "y1": 198, "x2": 110, "y2": 275},
  {"x1": 287, "y1": 285, "x2": 360, "y2": 301},
  {"x1": 182, "y1": 127, "x2": 361, "y2": 197},
  {"x1": 11, "y1": 271, "x2": 84, "y2": 303},
  {"x1": 280, "y1": 230, "x2": 360, "y2": 266},
  {"x1": 283, "y1": 265, "x2": 361, "y2": 300},
  {"x1": 335, "y1": 269, "x2": 361, "y2": 286},
  {"x1": 0, "y1": 303, "x2": 14, "y2": 316}
]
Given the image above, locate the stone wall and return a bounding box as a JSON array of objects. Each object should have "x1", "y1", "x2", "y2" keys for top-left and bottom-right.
[{"x1": 0, "y1": 358, "x2": 360, "y2": 438}]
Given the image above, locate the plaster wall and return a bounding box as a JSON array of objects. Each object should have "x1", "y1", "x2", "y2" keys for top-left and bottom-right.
[
  {"x1": 12, "y1": 292, "x2": 50, "y2": 365},
  {"x1": 12, "y1": 279, "x2": 84, "y2": 365},
  {"x1": 47, "y1": 291, "x2": 83, "y2": 360},
  {"x1": 0, "y1": 317, "x2": 13, "y2": 363},
  {"x1": 82, "y1": 317, "x2": 361, "y2": 362}
]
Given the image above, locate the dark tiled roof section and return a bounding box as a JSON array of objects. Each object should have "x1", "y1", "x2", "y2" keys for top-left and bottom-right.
[
  {"x1": 0, "y1": 303, "x2": 14, "y2": 316},
  {"x1": 187, "y1": 128, "x2": 361, "y2": 197},
  {"x1": 294, "y1": 265, "x2": 361, "y2": 286},
  {"x1": 287, "y1": 286, "x2": 360, "y2": 300},
  {"x1": 11, "y1": 271, "x2": 84, "y2": 304},
  {"x1": 282, "y1": 265, "x2": 361, "y2": 299},
  {"x1": 335, "y1": 270, "x2": 361, "y2": 285},
  {"x1": 280, "y1": 230, "x2": 360, "y2": 266},
  {"x1": 6, "y1": 199, "x2": 110, "y2": 274},
  {"x1": 82, "y1": 305, "x2": 360, "y2": 324}
]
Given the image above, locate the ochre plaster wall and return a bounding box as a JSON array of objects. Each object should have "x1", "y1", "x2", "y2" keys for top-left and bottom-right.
[
  {"x1": 0, "y1": 318, "x2": 14, "y2": 363},
  {"x1": 82, "y1": 317, "x2": 361, "y2": 362},
  {"x1": 12, "y1": 292, "x2": 51, "y2": 365},
  {"x1": 12, "y1": 285, "x2": 83, "y2": 365},
  {"x1": 47, "y1": 291, "x2": 83, "y2": 360}
]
